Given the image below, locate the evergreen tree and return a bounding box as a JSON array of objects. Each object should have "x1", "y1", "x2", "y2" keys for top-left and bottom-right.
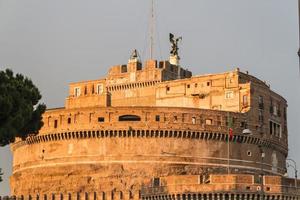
[{"x1": 0, "y1": 69, "x2": 46, "y2": 146}]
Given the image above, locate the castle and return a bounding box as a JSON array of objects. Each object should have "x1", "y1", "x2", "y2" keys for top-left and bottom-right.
[{"x1": 8, "y1": 47, "x2": 299, "y2": 200}]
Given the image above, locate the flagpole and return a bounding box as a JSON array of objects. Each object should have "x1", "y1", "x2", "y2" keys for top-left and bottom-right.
[{"x1": 227, "y1": 112, "x2": 230, "y2": 174}]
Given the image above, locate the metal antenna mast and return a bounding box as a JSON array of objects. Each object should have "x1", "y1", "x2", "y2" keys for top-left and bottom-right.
[
  {"x1": 298, "y1": 0, "x2": 300, "y2": 74},
  {"x1": 150, "y1": 0, "x2": 154, "y2": 59}
]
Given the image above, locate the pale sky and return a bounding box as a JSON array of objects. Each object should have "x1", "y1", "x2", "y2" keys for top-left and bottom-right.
[{"x1": 0, "y1": 0, "x2": 299, "y2": 196}]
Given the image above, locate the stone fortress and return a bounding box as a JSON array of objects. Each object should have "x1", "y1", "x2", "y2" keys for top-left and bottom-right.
[{"x1": 8, "y1": 42, "x2": 299, "y2": 200}]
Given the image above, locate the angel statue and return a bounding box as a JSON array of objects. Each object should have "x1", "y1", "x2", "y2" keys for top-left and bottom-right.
[{"x1": 169, "y1": 33, "x2": 182, "y2": 56}]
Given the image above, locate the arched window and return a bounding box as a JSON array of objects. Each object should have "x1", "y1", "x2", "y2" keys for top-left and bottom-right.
[{"x1": 119, "y1": 115, "x2": 141, "y2": 121}]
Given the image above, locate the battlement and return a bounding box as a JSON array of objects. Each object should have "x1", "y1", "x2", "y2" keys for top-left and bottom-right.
[
  {"x1": 107, "y1": 60, "x2": 192, "y2": 83},
  {"x1": 10, "y1": 60, "x2": 291, "y2": 197},
  {"x1": 4, "y1": 175, "x2": 300, "y2": 200},
  {"x1": 141, "y1": 174, "x2": 300, "y2": 199}
]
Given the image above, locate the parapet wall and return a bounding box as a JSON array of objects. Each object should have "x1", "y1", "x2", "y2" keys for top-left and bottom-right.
[
  {"x1": 141, "y1": 175, "x2": 300, "y2": 200},
  {"x1": 10, "y1": 107, "x2": 288, "y2": 196},
  {"x1": 5, "y1": 175, "x2": 300, "y2": 200}
]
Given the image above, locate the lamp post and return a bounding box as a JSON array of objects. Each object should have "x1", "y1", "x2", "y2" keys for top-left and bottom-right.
[
  {"x1": 286, "y1": 158, "x2": 298, "y2": 189},
  {"x1": 259, "y1": 145, "x2": 265, "y2": 200}
]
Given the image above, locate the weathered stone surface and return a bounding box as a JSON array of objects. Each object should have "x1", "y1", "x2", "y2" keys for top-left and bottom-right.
[{"x1": 10, "y1": 60, "x2": 296, "y2": 199}]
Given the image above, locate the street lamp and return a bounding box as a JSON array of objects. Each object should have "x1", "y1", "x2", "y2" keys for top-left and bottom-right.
[
  {"x1": 258, "y1": 145, "x2": 265, "y2": 200},
  {"x1": 286, "y1": 158, "x2": 298, "y2": 189}
]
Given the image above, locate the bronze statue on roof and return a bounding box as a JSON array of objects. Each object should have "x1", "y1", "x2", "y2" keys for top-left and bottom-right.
[{"x1": 169, "y1": 33, "x2": 182, "y2": 56}]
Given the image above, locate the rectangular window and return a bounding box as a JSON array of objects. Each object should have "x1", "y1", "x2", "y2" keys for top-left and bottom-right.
[
  {"x1": 74, "y1": 87, "x2": 81, "y2": 97},
  {"x1": 259, "y1": 110, "x2": 264, "y2": 122},
  {"x1": 98, "y1": 117, "x2": 105, "y2": 122},
  {"x1": 205, "y1": 119, "x2": 212, "y2": 125},
  {"x1": 192, "y1": 117, "x2": 196, "y2": 124},
  {"x1": 259, "y1": 96, "x2": 264, "y2": 109},
  {"x1": 54, "y1": 120, "x2": 58, "y2": 128},
  {"x1": 273, "y1": 105, "x2": 277, "y2": 116},
  {"x1": 273, "y1": 123, "x2": 277, "y2": 136},
  {"x1": 243, "y1": 95, "x2": 248, "y2": 106},
  {"x1": 155, "y1": 115, "x2": 160, "y2": 122},
  {"x1": 269, "y1": 120, "x2": 281, "y2": 137},
  {"x1": 225, "y1": 91, "x2": 234, "y2": 99},
  {"x1": 91, "y1": 85, "x2": 95, "y2": 94},
  {"x1": 277, "y1": 103, "x2": 281, "y2": 116},
  {"x1": 216, "y1": 116, "x2": 221, "y2": 126},
  {"x1": 97, "y1": 84, "x2": 103, "y2": 94},
  {"x1": 269, "y1": 121, "x2": 273, "y2": 135},
  {"x1": 153, "y1": 178, "x2": 160, "y2": 187},
  {"x1": 174, "y1": 116, "x2": 178, "y2": 122},
  {"x1": 67, "y1": 117, "x2": 71, "y2": 124},
  {"x1": 270, "y1": 98, "x2": 274, "y2": 114},
  {"x1": 121, "y1": 65, "x2": 127, "y2": 73},
  {"x1": 84, "y1": 86, "x2": 87, "y2": 95}
]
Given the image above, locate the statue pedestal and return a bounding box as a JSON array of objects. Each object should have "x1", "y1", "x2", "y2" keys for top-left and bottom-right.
[{"x1": 169, "y1": 55, "x2": 180, "y2": 66}]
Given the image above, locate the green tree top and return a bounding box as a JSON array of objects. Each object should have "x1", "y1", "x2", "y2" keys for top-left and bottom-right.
[{"x1": 0, "y1": 69, "x2": 46, "y2": 146}]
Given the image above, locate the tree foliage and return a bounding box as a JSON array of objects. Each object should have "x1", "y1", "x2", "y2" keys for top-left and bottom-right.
[{"x1": 0, "y1": 69, "x2": 46, "y2": 146}]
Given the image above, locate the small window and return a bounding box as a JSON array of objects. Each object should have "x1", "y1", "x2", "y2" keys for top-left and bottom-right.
[
  {"x1": 216, "y1": 115, "x2": 221, "y2": 126},
  {"x1": 273, "y1": 105, "x2": 278, "y2": 116},
  {"x1": 269, "y1": 120, "x2": 281, "y2": 137},
  {"x1": 259, "y1": 110, "x2": 264, "y2": 122},
  {"x1": 277, "y1": 103, "x2": 281, "y2": 116},
  {"x1": 174, "y1": 116, "x2": 178, "y2": 122},
  {"x1": 247, "y1": 151, "x2": 252, "y2": 157},
  {"x1": 270, "y1": 98, "x2": 274, "y2": 114},
  {"x1": 243, "y1": 95, "x2": 248, "y2": 106},
  {"x1": 98, "y1": 117, "x2": 105, "y2": 122},
  {"x1": 240, "y1": 121, "x2": 247, "y2": 128},
  {"x1": 205, "y1": 119, "x2": 212, "y2": 125},
  {"x1": 121, "y1": 65, "x2": 127, "y2": 73},
  {"x1": 155, "y1": 115, "x2": 160, "y2": 122},
  {"x1": 207, "y1": 81, "x2": 210, "y2": 86},
  {"x1": 119, "y1": 115, "x2": 141, "y2": 121},
  {"x1": 187, "y1": 84, "x2": 190, "y2": 88},
  {"x1": 153, "y1": 178, "x2": 160, "y2": 187},
  {"x1": 54, "y1": 120, "x2": 58, "y2": 128},
  {"x1": 97, "y1": 84, "x2": 103, "y2": 94},
  {"x1": 129, "y1": 191, "x2": 133, "y2": 199},
  {"x1": 84, "y1": 86, "x2": 87, "y2": 95},
  {"x1": 159, "y1": 61, "x2": 164, "y2": 68},
  {"x1": 225, "y1": 91, "x2": 234, "y2": 99},
  {"x1": 166, "y1": 86, "x2": 170, "y2": 91},
  {"x1": 74, "y1": 87, "x2": 81, "y2": 97},
  {"x1": 120, "y1": 191, "x2": 123, "y2": 200},
  {"x1": 259, "y1": 95, "x2": 264, "y2": 109},
  {"x1": 195, "y1": 83, "x2": 198, "y2": 87},
  {"x1": 192, "y1": 117, "x2": 196, "y2": 124},
  {"x1": 67, "y1": 117, "x2": 71, "y2": 124}
]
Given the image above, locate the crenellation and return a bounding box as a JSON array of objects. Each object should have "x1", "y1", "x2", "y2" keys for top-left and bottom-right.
[{"x1": 9, "y1": 59, "x2": 297, "y2": 198}]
